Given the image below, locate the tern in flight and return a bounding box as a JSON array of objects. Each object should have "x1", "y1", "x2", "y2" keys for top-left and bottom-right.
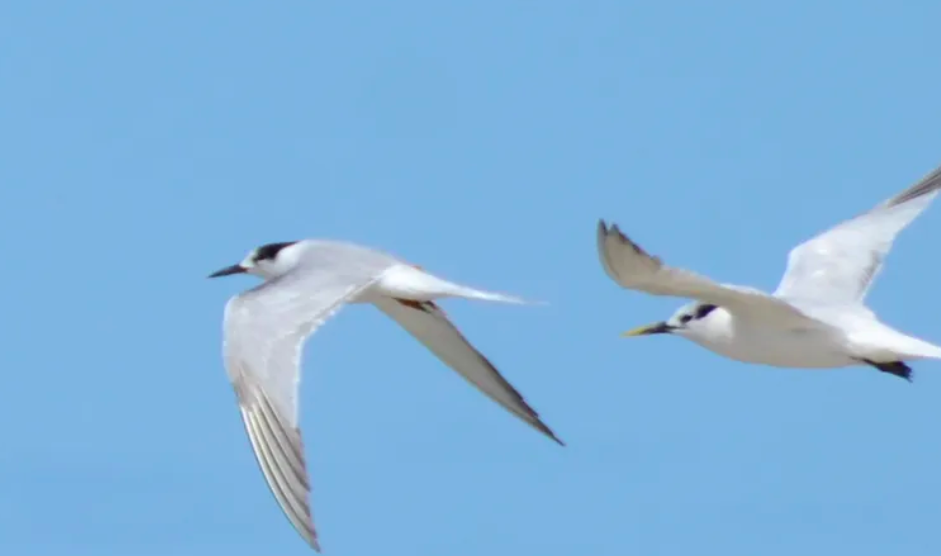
[
  {"x1": 597, "y1": 162, "x2": 941, "y2": 382},
  {"x1": 209, "y1": 239, "x2": 562, "y2": 551}
]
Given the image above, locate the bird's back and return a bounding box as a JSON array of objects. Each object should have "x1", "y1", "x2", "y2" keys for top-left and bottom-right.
[{"x1": 276, "y1": 239, "x2": 406, "y2": 287}]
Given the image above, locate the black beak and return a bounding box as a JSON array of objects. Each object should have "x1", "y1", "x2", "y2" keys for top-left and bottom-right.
[
  {"x1": 622, "y1": 321, "x2": 675, "y2": 337},
  {"x1": 208, "y1": 264, "x2": 247, "y2": 278}
]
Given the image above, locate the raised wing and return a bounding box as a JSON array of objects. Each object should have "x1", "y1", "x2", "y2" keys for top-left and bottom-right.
[
  {"x1": 223, "y1": 261, "x2": 389, "y2": 552},
  {"x1": 373, "y1": 297, "x2": 563, "y2": 445},
  {"x1": 775, "y1": 163, "x2": 941, "y2": 305},
  {"x1": 597, "y1": 220, "x2": 811, "y2": 325}
]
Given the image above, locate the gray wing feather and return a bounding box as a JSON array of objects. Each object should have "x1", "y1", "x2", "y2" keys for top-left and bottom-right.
[
  {"x1": 374, "y1": 298, "x2": 563, "y2": 445},
  {"x1": 775, "y1": 163, "x2": 941, "y2": 304},
  {"x1": 597, "y1": 220, "x2": 812, "y2": 326},
  {"x1": 223, "y1": 242, "x2": 394, "y2": 551}
]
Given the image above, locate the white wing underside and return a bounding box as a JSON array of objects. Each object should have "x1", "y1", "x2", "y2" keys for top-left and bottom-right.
[
  {"x1": 774, "y1": 163, "x2": 941, "y2": 305},
  {"x1": 596, "y1": 220, "x2": 815, "y2": 328},
  {"x1": 223, "y1": 243, "x2": 398, "y2": 552},
  {"x1": 373, "y1": 297, "x2": 562, "y2": 444}
]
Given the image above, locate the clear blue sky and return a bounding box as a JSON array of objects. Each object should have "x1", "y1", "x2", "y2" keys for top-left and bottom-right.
[{"x1": 2, "y1": 2, "x2": 941, "y2": 555}]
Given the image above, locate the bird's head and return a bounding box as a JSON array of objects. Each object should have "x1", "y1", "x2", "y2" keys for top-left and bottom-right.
[
  {"x1": 209, "y1": 241, "x2": 302, "y2": 280},
  {"x1": 622, "y1": 301, "x2": 721, "y2": 341}
]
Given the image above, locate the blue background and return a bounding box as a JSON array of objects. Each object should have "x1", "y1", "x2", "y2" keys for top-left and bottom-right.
[{"x1": 2, "y1": 2, "x2": 941, "y2": 555}]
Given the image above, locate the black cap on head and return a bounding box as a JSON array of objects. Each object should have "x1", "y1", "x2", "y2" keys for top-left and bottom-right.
[
  {"x1": 208, "y1": 241, "x2": 299, "y2": 279},
  {"x1": 254, "y1": 241, "x2": 300, "y2": 262}
]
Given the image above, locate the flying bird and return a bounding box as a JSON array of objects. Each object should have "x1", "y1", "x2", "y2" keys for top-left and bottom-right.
[
  {"x1": 597, "y1": 162, "x2": 941, "y2": 381},
  {"x1": 209, "y1": 239, "x2": 562, "y2": 551}
]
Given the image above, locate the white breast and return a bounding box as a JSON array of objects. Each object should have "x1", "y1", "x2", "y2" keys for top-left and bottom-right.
[{"x1": 686, "y1": 311, "x2": 856, "y2": 369}]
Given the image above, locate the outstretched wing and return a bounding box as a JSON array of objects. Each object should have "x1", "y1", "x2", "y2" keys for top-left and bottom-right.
[
  {"x1": 373, "y1": 297, "x2": 563, "y2": 445},
  {"x1": 597, "y1": 220, "x2": 811, "y2": 326},
  {"x1": 223, "y1": 259, "x2": 390, "y2": 552},
  {"x1": 775, "y1": 162, "x2": 941, "y2": 305}
]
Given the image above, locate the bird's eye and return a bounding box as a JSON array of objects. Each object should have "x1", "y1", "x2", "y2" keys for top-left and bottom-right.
[{"x1": 679, "y1": 314, "x2": 692, "y2": 324}]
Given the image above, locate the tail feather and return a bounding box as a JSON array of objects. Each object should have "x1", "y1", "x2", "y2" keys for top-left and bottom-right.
[
  {"x1": 852, "y1": 321, "x2": 941, "y2": 361},
  {"x1": 448, "y1": 285, "x2": 541, "y2": 305},
  {"x1": 897, "y1": 336, "x2": 941, "y2": 360},
  {"x1": 381, "y1": 264, "x2": 544, "y2": 305}
]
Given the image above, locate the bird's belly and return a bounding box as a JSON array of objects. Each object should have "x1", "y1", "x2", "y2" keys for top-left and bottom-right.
[{"x1": 691, "y1": 328, "x2": 854, "y2": 369}]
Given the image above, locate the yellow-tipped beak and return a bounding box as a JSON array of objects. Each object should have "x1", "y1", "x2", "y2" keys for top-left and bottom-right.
[{"x1": 621, "y1": 322, "x2": 673, "y2": 337}]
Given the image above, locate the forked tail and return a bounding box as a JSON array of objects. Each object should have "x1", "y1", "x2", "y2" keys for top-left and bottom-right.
[
  {"x1": 384, "y1": 264, "x2": 543, "y2": 304},
  {"x1": 446, "y1": 283, "x2": 540, "y2": 305}
]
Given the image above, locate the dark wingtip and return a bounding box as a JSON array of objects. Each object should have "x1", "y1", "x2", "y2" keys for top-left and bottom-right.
[
  {"x1": 887, "y1": 163, "x2": 941, "y2": 207},
  {"x1": 539, "y1": 419, "x2": 566, "y2": 446},
  {"x1": 597, "y1": 219, "x2": 610, "y2": 239},
  {"x1": 539, "y1": 426, "x2": 565, "y2": 447}
]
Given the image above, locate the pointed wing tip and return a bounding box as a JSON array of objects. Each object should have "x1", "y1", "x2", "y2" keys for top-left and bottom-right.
[
  {"x1": 298, "y1": 514, "x2": 321, "y2": 552},
  {"x1": 597, "y1": 219, "x2": 620, "y2": 238},
  {"x1": 529, "y1": 418, "x2": 565, "y2": 446},
  {"x1": 596, "y1": 219, "x2": 637, "y2": 252},
  {"x1": 291, "y1": 514, "x2": 321, "y2": 552}
]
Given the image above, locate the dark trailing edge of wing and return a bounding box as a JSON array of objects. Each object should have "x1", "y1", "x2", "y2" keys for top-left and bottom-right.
[{"x1": 391, "y1": 298, "x2": 565, "y2": 446}]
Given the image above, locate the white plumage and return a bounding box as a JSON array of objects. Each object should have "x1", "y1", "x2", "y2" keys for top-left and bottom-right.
[
  {"x1": 212, "y1": 239, "x2": 561, "y2": 551},
  {"x1": 598, "y1": 162, "x2": 941, "y2": 380}
]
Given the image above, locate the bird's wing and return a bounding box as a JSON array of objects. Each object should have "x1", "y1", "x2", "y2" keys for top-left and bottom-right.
[
  {"x1": 597, "y1": 220, "x2": 812, "y2": 326},
  {"x1": 223, "y1": 263, "x2": 390, "y2": 552},
  {"x1": 774, "y1": 163, "x2": 941, "y2": 305},
  {"x1": 373, "y1": 297, "x2": 563, "y2": 445}
]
